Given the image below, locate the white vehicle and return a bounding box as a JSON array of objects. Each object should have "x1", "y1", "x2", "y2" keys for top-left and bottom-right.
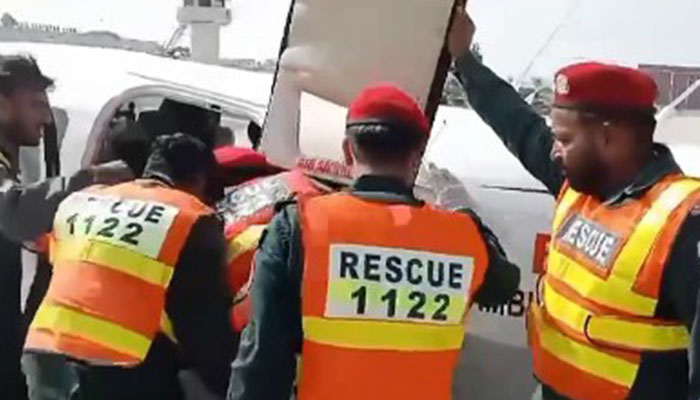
[{"x1": 4, "y1": 1, "x2": 700, "y2": 399}]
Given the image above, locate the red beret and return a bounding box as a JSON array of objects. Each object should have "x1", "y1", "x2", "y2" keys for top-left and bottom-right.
[
  {"x1": 347, "y1": 83, "x2": 430, "y2": 137},
  {"x1": 554, "y1": 62, "x2": 657, "y2": 112},
  {"x1": 214, "y1": 146, "x2": 268, "y2": 169}
]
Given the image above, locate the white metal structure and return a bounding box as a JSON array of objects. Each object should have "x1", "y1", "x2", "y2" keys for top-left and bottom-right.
[{"x1": 176, "y1": 0, "x2": 232, "y2": 63}]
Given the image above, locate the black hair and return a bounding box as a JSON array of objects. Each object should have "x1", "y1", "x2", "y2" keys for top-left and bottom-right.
[
  {"x1": 0, "y1": 55, "x2": 54, "y2": 96},
  {"x1": 143, "y1": 133, "x2": 216, "y2": 187},
  {"x1": 346, "y1": 123, "x2": 426, "y2": 165},
  {"x1": 110, "y1": 120, "x2": 154, "y2": 176},
  {"x1": 247, "y1": 121, "x2": 262, "y2": 150}
]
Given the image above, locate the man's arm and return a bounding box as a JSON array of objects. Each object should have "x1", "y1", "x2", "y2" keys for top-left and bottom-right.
[
  {"x1": 448, "y1": 6, "x2": 564, "y2": 195},
  {"x1": 228, "y1": 205, "x2": 303, "y2": 400},
  {"x1": 0, "y1": 160, "x2": 132, "y2": 243},
  {"x1": 166, "y1": 214, "x2": 238, "y2": 397},
  {"x1": 460, "y1": 209, "x2": 521, "y2": 306},
  {"x1": 0, "y1": 165, "x2": 92, "y2": 242},
  {"x1": 656, "y1": 208, "x2": 700, "y2": 400}
]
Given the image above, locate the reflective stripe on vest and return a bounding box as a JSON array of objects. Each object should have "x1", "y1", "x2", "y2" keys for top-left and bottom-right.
[
  {"x1": 532, "y1": 305, "x2": 639, "y2": 388},
  {"x1": 302, "y1": 316, "x2": 466, "y2": 351},
  {"x1": 26, "y1": 181, "x2": 210, "y2": 366},
  {"x1": 228, "y1": 224, "x2": 267, "y2": 333},
  {"x1": 532, "y1": 177, "x2": 700, "y2": 400},
  {"x1": 227, "y1": 224, "x2": 267, "y2": 266},
  {"x1": 298, "y1": 193, "x2": 490, "y2": 400},
  {"x1": 52, "y1": 238, "x2": 174, "y2": 287},
  {"x1": 33, "y1": 303, "x2": 151, "y2": 360},
  {"x1": 547, "y1": 180, "x2": 700, "y2": 315}
]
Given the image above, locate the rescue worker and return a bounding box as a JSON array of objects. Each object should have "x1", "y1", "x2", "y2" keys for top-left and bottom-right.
[
  {"x1": 24, "y1": 133, "x2": 237, "y2": 400},
  {"x1": 0, "y1": 55, "x2": 132, "y2": 400},
  {"x1": 228, "y1": 83, "x2": 521, "y2": 399},
  {"x1": 214, "y1": 147, "x2": 348, "y2": 332},
  {"x1": 448, "y1": 5, "x2": 700, "y2": 400}
]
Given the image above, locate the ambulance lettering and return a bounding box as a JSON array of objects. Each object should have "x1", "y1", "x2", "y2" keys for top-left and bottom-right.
[
  {"x1": 326, "y1": 244, "x2": 474, "y2": 325},
  {"x1": 557, "y1": 213, "x2": 621, "y2": 269},
  {"x1": 478, "y1": 289, "x2": 535, "y2": 317}
]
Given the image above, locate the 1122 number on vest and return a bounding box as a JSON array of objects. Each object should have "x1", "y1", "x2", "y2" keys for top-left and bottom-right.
[
  {"x1": 326, "y1": 244, "x2": 474, "y2": 325},
  {"x1": 54, "y1": 192, "x2": 179, "y2": 258}
]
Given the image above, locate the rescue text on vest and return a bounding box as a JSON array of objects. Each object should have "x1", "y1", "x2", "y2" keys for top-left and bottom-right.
[
  {"x1": 326, "y1": 244, "x2": 474, "y2": 325},
  {"x1": 557, "y1": 213, "x2": 622, "y2": 269}
]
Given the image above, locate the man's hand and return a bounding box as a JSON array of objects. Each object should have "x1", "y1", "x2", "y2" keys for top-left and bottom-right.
[
  {"x1": 89, "y1": 160, "x2": 134, "y2": 185},
  {"x1": 447, "y1": 1, "x2": 476, "y2": 61}
]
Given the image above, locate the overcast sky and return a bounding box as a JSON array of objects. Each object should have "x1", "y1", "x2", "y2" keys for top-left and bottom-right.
[{"x1": 2, "y1": 0, "x2": 700, "y2": 78}]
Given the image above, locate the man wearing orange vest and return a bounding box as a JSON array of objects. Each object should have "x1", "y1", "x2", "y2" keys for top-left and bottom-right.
[
  {"x1": 228, "y1": 84, "x2": 521, "y2": 400},
  {"x1": 24, "y1": 134, "x2": 237, "y2": 400},
  {"x1": 448, "y1": 5, "x2": 700, "y2": 400},
  {"x1": 214, "y1": 147, "x2": 349, "y2": 333}
]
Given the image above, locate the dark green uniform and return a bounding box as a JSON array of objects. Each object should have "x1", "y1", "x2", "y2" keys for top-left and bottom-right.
[
  {"x1": 454, "y1": 51, "x2": 700, "y2": 400},
  {"x1": 227, "y1": 175, "x2": 521, "y2": 400},
  {"x1": 0, "y1": 144, "x2": 93, "y2": 400}
]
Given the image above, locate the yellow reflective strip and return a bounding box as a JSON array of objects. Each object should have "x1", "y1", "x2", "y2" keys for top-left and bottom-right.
[
  {"x1": 612, "y1": 180, "x2": 700, "y2": 284},
  {"x1": 552, "y1": 188, "x2": 581, "y2": 231},
  {"x1": 302, "y1": 316, "x2": 465, "y2": 351},
  {"x1": 160, "y1": 312, "x2": 177, "y2": 344},
  {"x1": 545, "y1": 281, "x2": 688, "y2": 351},
  {"x1": 54, "y1": 239, "x2": 174, "y2": 288},
  {"x1": 538, "y1": 312, "x2": 638, "y2": 387},
  {"x1": 543, "y1": 280, "x2": 590, "y2": 332},
  {"x1": 549, "y1": 180, "x2": 700, "y2": 316},
  {"x1": 587, "y1": 316, "x2": 689, "y2": 351},
  {"x1": 32, "y1": 303, "x2": 151, "y2": 360},
  {"x1": 228, "y1": 224, "x2": 267, "y2": 262},
  {"x1": 547, "y1": 250, "x2": 657, "y2": 314}
]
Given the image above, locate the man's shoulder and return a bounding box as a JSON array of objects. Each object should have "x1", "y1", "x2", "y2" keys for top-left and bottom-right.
[{"x1": 430, "y1": 204, "x2": 485, "y2": 227}]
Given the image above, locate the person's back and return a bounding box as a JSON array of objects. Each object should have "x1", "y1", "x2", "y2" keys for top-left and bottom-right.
[
  {"x1": 297, "y1": 190, "x2": 491, "y2": 399},
  {"x1": 25, "y1": 134, "x2": 237, "y2": 400},
  {"x1": 229, "y1": 84, "x2": 520, "y2": 400}
]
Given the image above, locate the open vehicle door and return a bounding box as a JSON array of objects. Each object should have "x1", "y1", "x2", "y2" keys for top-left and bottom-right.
[{"x1": 260, "y1": 0, "x2": 456, "y2": 170}]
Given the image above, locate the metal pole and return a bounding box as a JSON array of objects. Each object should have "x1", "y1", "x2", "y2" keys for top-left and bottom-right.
[{"x1": 656, "y1": 78, "x2": 700, "y2": 122}]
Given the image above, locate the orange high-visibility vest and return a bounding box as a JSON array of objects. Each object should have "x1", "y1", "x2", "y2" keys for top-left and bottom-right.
[
  {"x1": 298, "y1": 193, "x2": 490, "y2": 400},
  {"x1": 220, "y1": 170, "x2": 325, "y2": 332},
  {"x1": 529, "y1": 175, "x2": 700, "y2": 400},
  {"x1": 25, "y1": 180, "x2": 212, "y2": 366}
]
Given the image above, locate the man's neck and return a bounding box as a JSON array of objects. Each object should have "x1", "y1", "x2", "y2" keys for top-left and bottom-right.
[
  {"x1": 352, "y1": 164, "x2": 412, "y2": 186},
  {"x1": 596, "y1": 147, "x2": 654, "y2": 200}
]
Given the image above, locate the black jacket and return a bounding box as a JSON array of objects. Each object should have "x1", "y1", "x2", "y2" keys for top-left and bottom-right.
[
  {"x1": 227, "y1": 175, "x2": 521, "y2": 400},
  {"x1": 455, "y1": 51, "x2": 700, "y2": 400}
]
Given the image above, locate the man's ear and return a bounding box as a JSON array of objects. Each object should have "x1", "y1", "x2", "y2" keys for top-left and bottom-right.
[{"x1": 342, "y1": 137, "x2": 355, "y2": 166}]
